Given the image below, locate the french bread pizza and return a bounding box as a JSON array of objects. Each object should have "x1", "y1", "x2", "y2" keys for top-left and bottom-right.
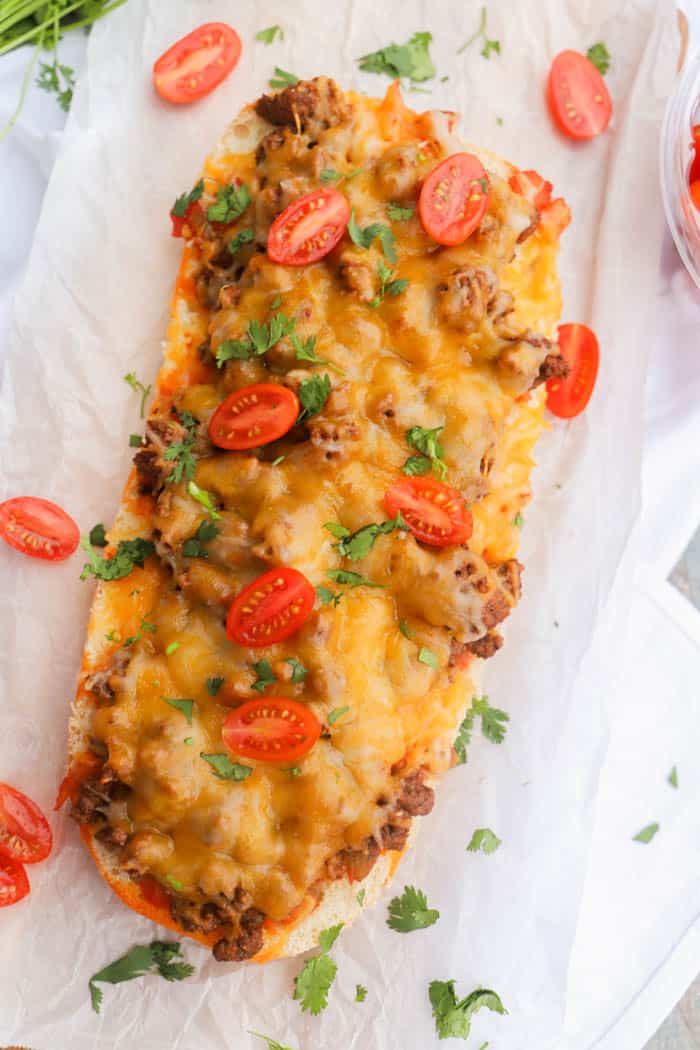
[{"x1": 59, "y1": 78, "x2": 570, "y2": 963}]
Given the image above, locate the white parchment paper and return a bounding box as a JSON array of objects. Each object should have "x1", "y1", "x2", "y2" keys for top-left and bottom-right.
[{"x1": 0, "y1": 2, "x2": 676, "y2": 1048}]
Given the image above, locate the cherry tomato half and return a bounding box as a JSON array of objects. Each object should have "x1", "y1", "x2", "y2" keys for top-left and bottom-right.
[
  {"x1": 690, "y1": 180, "x2": 700, "y2": 210},
  {"x1": 223, "y1": 697, "x2": 321, "y2": 764},
  {"x1": 690, "y1": 125, "x2": 700, "y2": 185},
  {"x1": 226, "y1": 567, "x2": 316, "y2": 648},
  {"x1": 0, "y1": 784, "x2": 52, "y2": 865},
  {"x1": 153, "y1": 23, "x2": 241, "y2": 105},
  {"x1": 546, "y1": 323, "x2": 600, "y2": 419},
  {"x1": 0, "y1": 497, "x2": 79, "y2": 562},
  {"x1": 418, "y1": 153, "x2": 491, "y2": 246},
  {"x1": 209, "y1": 384, "x2": 300, "y2": 450},
  {"x1": 384, "y1": 477, "x2": 473, "y2": 547},
  {"x1": 0, "y1": 855, "x2": 29, "y2": 908},
  {"x1": 547, "y1": 50, "x2": 612, "y2": 141},
  {"x1": 267, "y1": 188, "x2": 351, "y2": 266},
  {"x1": 509, "y1": 169, "x2": 553, "y2": 210}
]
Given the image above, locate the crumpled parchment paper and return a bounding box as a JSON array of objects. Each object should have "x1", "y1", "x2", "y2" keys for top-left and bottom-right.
[{"x1": 0, "y1": 1, "x2": 675, "y2": 1048}]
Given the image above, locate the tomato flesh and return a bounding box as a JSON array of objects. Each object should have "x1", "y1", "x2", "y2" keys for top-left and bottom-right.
[
  {"x1": 0, "y1": 855, "x2": 29, "y2": 908},
  {"x1": 547, "y1": 50, "x2": 612, "y2": 141},
  {"x1": 153, "y1": 23, "x2": 241, "y2": 105},
  {"x1": 209, "y1": 384, "x2": 300, "y2": 450},
  {"x1": 0, "y1": 783, "x2": 52, "y2": 864},
  {"x1": 546, "y1": 323, "x2": 600, "y2": 419},
  {"x1": 690, "y1": 180, "x2": 700, "y2": 210},
  {"x1": 227, "y1": 567, "x2": 316, "y2": 647},
  {"x1": 267, "y1": 188, "x2": 351, "y2": 266},
  {"x1": 223, "y1": 697, "x2": 321, "y2": 764},
  {"x1": 0, "y1": 497, "x2": 79, "y2": 562},
  {"x1": 418, "y1": 153, "x2": 490, "y2": 246},
  {"x1": 384, "y1": 477, "x2": 472, "y2": 547}
]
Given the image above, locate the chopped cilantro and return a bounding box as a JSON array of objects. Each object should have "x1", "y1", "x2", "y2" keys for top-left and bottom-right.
[
  {"x1": 89, "y1": 523, "x2": 108, "y2": 548},
  {"x1": 293, "y1": 925, "x2": 343, "y2": 1014},
  {"x1": 399, "y1": 618, "x2": 414, "y2": 639},
  {"x1": 418, "y1": 647, "x2": 439, "y2": 669},
  {"x1": 370, "y1": 260, "x2": 409, "y2": 308},
  {"x1": 347, "y1": 210, "x2": 397, "y2": 263},
  {"x1": 586, "y1": 42, "x2": 611, "y2": 75},
  {"x1": 187, "y1": 480, "x2": 221, "y2": 520},
  {"x1": 387, "y1": 202, "x2": 414, "y2": 221},
  {"x1": 297, "y1": 374, "x2": 332, "y2": 421},
  {"x1": 182, "y1": 520, "x2": 220, "y2": 559},
  {"x1": 453, "y1": 710, "x2": 473, "y2": 765},
  {"x1": 228, "y1": 227, "x2": 255, "y2": 254},
  {"x1": 104, "y1": 629, "x2": 120, "y2": 643},
  {"x1": 166, "y1": 875, "x2": 183, "y2": 892},
  {"x1": 403, "y1": 425, "x2": 447, "y2": 479},
  {"x1": 163, "y1": 697, "x2": 194, "y2": 725},
  {"x1": 328, "y1": 706, "x2": 349, "y2": 725},
  {"x1": 123, "y1": 616, "x2": 156, "y2": 647},
  {"x1": 358, "y1": 31, "x2": 435, "y2": 83},
  {"x1": 403, "y1": 456, "x2": 432, "y2": 477},
  {"x1": 668, "y1": 766, "x2": 679, "y2": 789},
  {"x1": 387, "y1": 885, "x2": 440, "y2": 932},
  {"x1": 355, "y1": 984, "x2": 368, "y2": 1002},
  {"x1": 200, "y1": 753, "x2": 253, "y2": 781},
  {"x1": 89, "y1": 941, "x2": 194, "y2": 1013},
  {"x1": 316, "y1": 585, "x2": 341, "y2": 607},
  {"x1": 458, "y1": 7, "x2": 500, "y2": 59},
  {"x1": 320, "y1": 168, "x2": 362, "y2": 184},
  {"x1": 269, "y1": 67, "x2": 298, "y2": 89},
  {"x1": 123, "y1": 372, "x2": 152, "y2": 419},
  {"x1": 165, "y1": 641, "x2": 180, "y2": 655},
  {"x1": 184, "y1": 737, "x2": 193, "y2": 747},
  {"x1": 429, "y1": 980, "x2": 507, "y2": 1041},
  {"x1": 633, "y1": 822, "x2": 660, "y2": 844},
  {"x1": 513, "y1": 512, "x2": 524, "y2": 528},
  {"x1": 129, "y1": 433, "x2": 143, "y2": 448},
  {"x1": 163, "y1": 414, "x2": 198, "y2": 485},
  {"x1": 206, "y1": 675, "x2": 224, "y2": 696},
  {"x1": 251, "y1": 659, "x2": 276, "y2": 694},
  {"x1": 287, "y1": 766, "x2": 302, "y2": 777},
  {"x1": 285, "y1": 657, "x2": 307, "y2": 683},
  {"x1": 80, "y1": 537, "x2": 154, "y2": 582},
  {"x1": 326, "y1": 569, "x2": 385, "y2": 589},
  {"x1": 256, "y1": 25, "x2": 284, "y2": 45},
  {"x1": 217, "y1": 312, "x2": 296, "y2": 366},
  {"x1": 37, "y1": 59, "x2": 75, "y2": 112},
  {"x1": 356, "y1": 888, "x2": 366, "y2": 906},
  {"x1": 324, "y1": 512, "x2": 407, "y2": 560},
  {"x1": 291, "y1": 333, "x2": 343, "y2": 374},
  {"x1": 206, "y1": 182, "x2": 251, "y2": 224},
  {"x1": 171, "y1": 179, "x2": 204, "y2": 218},
  {"x1": 466, "y1": 828, "x2": 501, "y2": 855}
]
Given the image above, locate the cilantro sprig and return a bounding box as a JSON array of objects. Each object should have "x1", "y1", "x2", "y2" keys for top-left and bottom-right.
[
  {"x1": 453, "y1": 696, "x2": 509, "y2": 764},
  {"x1": 270, "y1": 67, "x2": 298, "y2": 89},
  {"x1": 293, "y1": 924, "x2": 343, "y2": 1014},
  {"x1": 251, "y1": 659, "x2": 276, "y2": 694},
  {"x1": 206, "y1": 182, "x2": 251, "y2": 224},
  {"x1": 37, "y1": 58, "x2": 75, "y2": 112},
  {"x1": 370, "y1": 261, "x2": 409, "y2": 308},
  {"x1": 358, "y1": 32, "x2": 435, "y2": 83},
  {"x1": 403, "y1": 425, "x2": 448, "y2": 479},
  {"x1": 457, "y1": 7, "x2": 501, "y2": 58},
  {"x1": 429, "y1": 980, "x2": 507, "y2": 1041},
  {"x1": 324, "y1": 513, "x2": 407, "y2": 560},
  {"x1": 256, "y1": 25, "x2": 284, "y2": 45},
  {"x1": 124, "y1": 372, "x2": 152, "y2": 419},
  {"x1": 80, "y1": 537, "x2": 154, "y2": 582},
  {"x1": 163, "y1": 698, "x2": 194, "y2": 726},
  {"x1": 348, "y1": 210, "x2": 397, "y2": 263},
  {"x1": 291, "y1": 334, "x2": 344, "y2": 375},
  {"x1": 586, "y1": 42, "x2": 611, "y2": 75},
  {"x1": 297, "y1": 374, "x2": 332, "y2": 421},
  {"x1": 466, "y1": 828, "x2": 501, "y2": 855},
  {"x1": 216, "y1": 312, "x2": 296, "y2": 367},
  {"x1": 172, "y1": 179, "x2": 204, "y2": 219},
  {"x1": 89, "y1": 941, "x2": 194, "y2": 1013},
  {"x1": 387, "y1": 885, "x2": 440, "y2": 932},
  {"x1": 229, "y1": 227, "x2": 255, "y2": 254},
  {"x1": 387, "y1": 202, "x2": 414, "y2": 221},
  {"x1": 182, "y1": 520, "x2": 220, "y2": 559},
  {"x1": 200, "y1": 753, "x2": 252, "y2": 781}
]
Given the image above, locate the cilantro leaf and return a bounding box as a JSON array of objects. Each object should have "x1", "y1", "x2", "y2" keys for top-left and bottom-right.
[
  {"x1": 172, "y1": 179, "x2": 204, "y2": 218},
  {"x1": 229, "y1": 227, "x2": 255, "y2": 254},
  {"x1": 471, "y1": 696, "x2": 509, "y2": 743},
  {"x1": 80, "y1": 537, "x2": 154, "y2": 582},
  {"x1": 187, "y1": 480, "x2": 221, "y2": 520},
  {"x1": 458, "y1": 7, "x2": 500, "y2": 60},
  {"x1": 129, "y1": 433, "x2": 143, "y2": 448},
  {"x1": 370, "y1": 260, "x2": 409, "y2": 308},
  {"x1": 206, "y1": 675, "x2": 224, "y2": 696},
  {"x1": 347, "y1": 210, "x2": 397, "y2": 262},
  {"x1": 513, "y1": 512, "x2": 524, "y2": 528},
  {"x1": 328, "y1": 706, "x2": 349, "y2": 725},
  {"x1": 404, "y1": 425, "x2": 448, "y2": 479},
  {"x1": 402, "y1": 455, "x2": 432, "y2": 476},
  {"x1": 320, "y1": 167, "x2": 362, "y2": 184},
  {"x1": 250, "y1": 1034, "x2": 293, "y2": 1050},
  {"x1": 206, "y1": 182, "x2": 251, "y2": 224},
  {"x1": 429, "y1": 980, "x2": 507, "y2": 1041},
  {"x1": 216, "y1": 312, "x2": 296, "y2": 366},
  {"x1": 586, "y1": 42, "x2": 610, "y2": 75},
  {"x1": 325, "y1": 513, "x2": 407, "y2": 560},
  {"x1": 387, "y1": 202, "x2": 415, "y2": 221},
  {"x1": 297, "y1": 374, "x2": 331, "y2": 421},
  {"x1": 318, "y1": 923, "x2": 344, "y2": 952},
  {"x1": 418, "y1": 647, "x2": 439, "y2": 669},
  {"x1": 163, "y1": 697, "x2": 194, "y2": 726},
  {"x1": 356, "y1": 888, "x2": 366, "y2": 906},
  {"x1": 123, "y1": 616, "x2": 156, "y2": 647},
  {"x1": 387, "y1": 885, "x2": 440, "y2": 932},
  {"x1": 293, "y1": 953, "x2": 338, "y2": 1015},
  {"x1": 285, "y1": 657, "x2": 307, "y2": 683},
  {"x1": 270, "y1": 67, "x2": 299, "y2": 89},
  {"x1": 668, "y1": 766, "x2": 679, "y2": 789},
  {"x1": 453, "y1": 710, "x2": 473, "y2": 765},
  {"x1": 182, "y1": 520, "x2": 220, "y2": 559},
  {"x1": 399, "y1": 618, "x2": 414, "y2": 639},
  {"x1": 251, "y1": 659, "x2": 276, "y2": 693},
  {"x1": 256, "y1": 25, "x2": 284, "y2": 45},
  {"x1": 326, "y1": 569, "x2": 385, "y2": 589},
  {"x1": 200, "y1": 753, "x2": 253, "y2": 781},
  {"x1": 89, "y1": 941, "x2": 193, "y2": 1013},
  {"x1": 316, "y1": 585, "x2": 341, "y2": 607},
  {"x1": 466, "y1": 828, "x2": 501, "y2": 855},
  {"x1": 163, "y1": 415, "x2": 198, "y2": 485},
  {"x1": 355, "y1": 983, "x2": 368, "y2": 1002},
  {"x1": 291, "y1": 334, "x2": 343, "y2": 375},
  {"x1": 633, "y1": 822, "x2": 660, "y2": 844},
  {"x1": 37, "y1": 59, "x2": 75, "y2": 112},
  {"x1": 358, "y1": 31, "x2": 435, "y2": 83},
  {"x1": 124, "y1": 372, "x2": 152, "y2": 419},
  {"x1": 89, "y1": 523, "x2": 108, "y2": 548}
]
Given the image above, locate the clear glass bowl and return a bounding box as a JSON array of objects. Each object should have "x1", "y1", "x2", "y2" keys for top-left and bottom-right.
[{"x1": 661, "y1": 47, "x2": 700, "y2": 288}]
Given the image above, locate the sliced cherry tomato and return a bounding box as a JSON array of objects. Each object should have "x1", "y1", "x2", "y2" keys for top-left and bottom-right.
[
  {"x1": 0, "y1": 855, "x2": 29, "y2": 908},
  {"x1": 170, "y1": 201, "x2": 202, "y2": 238},
  {"x1": 227, "y1": 567, "x2": 316, "y2": 647},
  {"x1": 222, "y1": 697, "x2": 321, "y2": 764},
  {"x1": 0, "y1": 497, "x2": 79, "y2": 562},
  {"x1": 384, "y1": 477, "x2": 472, "y2": 548},
  {"x1": 153, "y1": 23, "x2": 241, "y2": 105},
  {"x1": 547, "y1": 50, "x2": 612, "y2": 141},
  {"x1": 690, "y1": 180, "x2": 700, "y2": 210},
  {"x1": 546, "y1": 323, "x2": 599, "y2": 419},
  {"x1": 419, "y1": 153, "x2": 491, "y2": 246},
  {"x1": 209, "y1": 384, "x2": 300, "y2": 450},
  {"x1": 509, "y1": 169, "x2": 553, "y2": 210},
  {"x1": 267, "y1": 188, "x2": 351, "y2": 266},
  {"x1": 0, "y1": 784, "x2": 52, "y2": 864}
]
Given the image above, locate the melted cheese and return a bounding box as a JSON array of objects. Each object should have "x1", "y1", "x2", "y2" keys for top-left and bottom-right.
[{"x1": 79, "y1": 83, "x2": 565, "y2": 922}]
